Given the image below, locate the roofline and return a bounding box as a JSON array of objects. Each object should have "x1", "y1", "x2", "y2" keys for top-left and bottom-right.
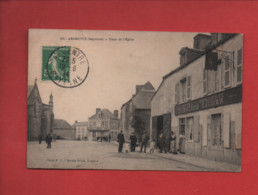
[
  {"x1": 28, "y1": 83, "x2": 43, "y2": 104},
  {"x1": 151, "y1": 33, "x2": 238, "y2": 101},
  {"x1": 121, "y1": 98, "x2": 132, "y2": 109}
]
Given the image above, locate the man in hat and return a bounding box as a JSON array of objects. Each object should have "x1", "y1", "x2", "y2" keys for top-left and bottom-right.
[
  {"x1": 117, "y1": 131, "x2": 125, "y2": 153},
  {"x1": 130, "y1": 132, "x2": 137, "y2": 152},
  {"x1": 46, "y1": 133, "x2": 53, "y2": 149}
]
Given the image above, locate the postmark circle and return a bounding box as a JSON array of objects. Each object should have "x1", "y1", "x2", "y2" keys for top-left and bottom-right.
[{"x1": 46, "y1": 46, "x2": 89, "y2": 88}]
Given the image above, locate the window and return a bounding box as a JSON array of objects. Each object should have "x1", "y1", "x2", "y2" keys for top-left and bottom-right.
[
  {"x1": 179, "y1": 117, "x2": 194, "y2": 140},
  {"x1": 93, "y1": 122, "x2": 96, "y2": 128},
  {"x1": 175, "y1": 83, "x2": 179, "y2": 104},
  {"x1": 236, "y1": 48, "x2": 242, "y2": 83},
  {"x1": 180, "y1": 78, "x2": 186, "y2": 103},
  {"x1": 180, "y1": 53, "x2": 187, "y2": 65},
  {"x1": 101, "y1": 121, "x2": 105, "y2": 128},
  {"x1": 203, "y1": 69, "x2": 207, "y2": 94},
  {"x1": 186, "y1": 76, "x2": 191, "y2": 100},
  {"x1": 224, "y1": 56, "x2": 231, "y2": 87},
  {"x1": 92, "y1": 131, "x2": 96, "y2": 137},
  {"x1": 179, "y1": 118, "x2": 185, "y2": 135},
  {"x1": 211, "y1": 114, "x2": 222, "y2": 146},
  {"x1": 186, "y1": 117, "x2": 193, "y2": 140},
  {"x1": 176, "y1": 76, "x2": 191, "y2": 104}
]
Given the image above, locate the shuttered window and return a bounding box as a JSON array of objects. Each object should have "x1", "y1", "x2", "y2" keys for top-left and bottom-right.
[
  {"x1": 186, "y1": 75, "x2": 191, "y2": 100},
  {"x1": 181, "y1": 78, "x2": 186, "y2": 103},
  {"x1": 224, "y1": 56, "x2": 231, "y2": 88},
  {"x1": 236, "y1": 48, "x2": 242, "y2": 83},
  {"x1": 175, "y1": 83, "x2": 179, "y2": 104},
  {"x1": 211, "y1": 114, "x2": 222, "y2": 146}
]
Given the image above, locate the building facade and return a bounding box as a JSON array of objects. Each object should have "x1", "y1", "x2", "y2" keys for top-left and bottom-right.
[
  {"x1": 53, "y1": 119, "x2": 74, "y2": 140},
  {"x1": 27, "y1": 79, "x2": 54, "y2": 140},
  {"x1": 73, "y1": 121, "x2": 89, "y2": 140},
  {"x1": 121, "y1": 81, "x2": 155, "y2": 141},
  {"x1": 88, "y1": 109, "x2": 120, "y2": 141},
  {"x1": 151, "y1": 33, "x2": 242, "y2": 164}
]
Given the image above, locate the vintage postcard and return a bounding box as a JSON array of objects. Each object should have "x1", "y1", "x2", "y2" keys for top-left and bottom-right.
[{"x1": 27, "y1": 29, "x2": 242, "y2": 171}]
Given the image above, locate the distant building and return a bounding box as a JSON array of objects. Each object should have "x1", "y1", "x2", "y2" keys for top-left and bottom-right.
[
  {"x1": 120, "y1": 81, "x2": 155, "y2": 141},
  {"x1": 73, "y1": 121, "x2": 89, "y2": 140},
  {"x1": 27, "y1": 79, "x2": 54, "y2": 140},
  {"x1": 88, "y1": 109, "x2": 120, "y2": 141},
  {"x1": 53, "y1": 119, "x2": 74, "y2": 140},
  {"x1": 151, "y1": 33, "x2": 242, "y2": 164}
]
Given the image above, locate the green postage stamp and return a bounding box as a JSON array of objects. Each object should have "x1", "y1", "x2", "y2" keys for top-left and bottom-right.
[{"x1": 42, "y1": 46, "x2": 89, "y2": 88}]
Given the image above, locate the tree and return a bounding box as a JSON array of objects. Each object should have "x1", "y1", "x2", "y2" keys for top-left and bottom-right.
[{"x1": 130, "y1": 114, "x2": 146, "y2": 142}]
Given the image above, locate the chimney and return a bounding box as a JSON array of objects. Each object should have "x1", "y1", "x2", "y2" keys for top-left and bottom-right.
[
  {"x1": 96, "y1": 108, "x2": 101, "y2": 114},
  {"x1": 114, "y1": 110, "x2": 118, "y2": 118},
  {"x1": 193, "y1": 34, "x2": 211, "y2": 50}
]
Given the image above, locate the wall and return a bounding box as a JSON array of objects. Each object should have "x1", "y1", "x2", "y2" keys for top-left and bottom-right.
[
  {"x1": 151, "y1": 34, "x2": 243, "y2": 164},
  {"x1": 54, "y1": 129, "x2": 74, "y2": 140}
]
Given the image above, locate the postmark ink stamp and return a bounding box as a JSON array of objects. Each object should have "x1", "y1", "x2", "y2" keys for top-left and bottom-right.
[{"x1": 42, "y1": 46, "x2": 89, "y2": 88}]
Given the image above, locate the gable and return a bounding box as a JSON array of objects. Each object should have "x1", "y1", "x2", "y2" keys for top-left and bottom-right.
[{"x1": 28, "y1": 85, "x2": 42, "y2": 105}]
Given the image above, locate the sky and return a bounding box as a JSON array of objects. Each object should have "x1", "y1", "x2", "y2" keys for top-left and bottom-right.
[{"x1": 28, "y1": 29, "x2": 207, "y2": 125}]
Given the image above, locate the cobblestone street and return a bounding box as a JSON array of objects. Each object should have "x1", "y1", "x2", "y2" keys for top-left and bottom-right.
[{"x1": 27, "y1": 140, "x2": 240, "y2": 171}]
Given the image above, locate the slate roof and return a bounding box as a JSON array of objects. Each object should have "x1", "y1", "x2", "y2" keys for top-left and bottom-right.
[
  {"x1": 28, "y1": 85, "x2": 34, "y2": 97},
  {"x1": 54, "y1": 119, "x2": 73, "y2": 130},
  {"x1": 89, "y1": 109, "x2": 116, "y2": 120},
  {"x1": 73, "y1": 121, "x2": 88, "y2": 126}
]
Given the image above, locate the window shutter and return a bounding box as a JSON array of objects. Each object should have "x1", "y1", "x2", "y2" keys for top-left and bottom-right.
[
  {"x1": 193, "y1": 115, "x2": 200, "y2": 142},
  {"x1": 175, "y1": 83, "x2": 179, "y2": 104},
  {"x1": 203, "y1": 69, "x2": 207, "y2": 95},
  {"x1": 206, "y1": 115, "x2": 211, "y2": 147},
  {"x1": 223, "y1": 112, "x2": 231, "y2": 148},
  {"x1": 187, "y1": 75, "x2": 191, "y2": 100},
  {"x1": 224, "y1": 56, "x2": 232, "y2": 88}
]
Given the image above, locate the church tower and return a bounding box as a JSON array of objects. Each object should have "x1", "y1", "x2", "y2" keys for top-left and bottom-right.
[{"x1": 49, "y1": 92, "x2": 53, "y2": 107}]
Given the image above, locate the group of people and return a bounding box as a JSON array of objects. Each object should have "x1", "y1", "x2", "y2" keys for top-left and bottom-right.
[
  {"x1": 117, "y1": 131, "x2": 149, "y2": 153},
  {"x1": 39, "y1": 133, "x2": 53, "y2": 149},
  {"x1": 117, "y1": 130, "x2": 178, "y2": 154},
  {"x1": 157, "y1": 131, "x2": 177, "y2": 154}
]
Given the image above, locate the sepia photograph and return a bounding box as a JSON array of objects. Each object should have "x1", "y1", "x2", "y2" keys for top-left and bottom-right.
[{"x1": 27, "y1": 29, "x2": 242, "y2": 171}]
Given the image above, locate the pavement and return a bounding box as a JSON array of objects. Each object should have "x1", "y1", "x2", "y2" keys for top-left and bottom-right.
[
  {"x1": 27, "y1": 140, "x2": 241, "y2": 172},
  {"x1": 110, "y1": 141, "x2": 241, "y2": 172}
]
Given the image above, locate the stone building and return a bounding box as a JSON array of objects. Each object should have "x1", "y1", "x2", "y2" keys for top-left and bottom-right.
[
  {"x1": 53, "y1": 119, "x2": 74, "y2": 140},
  {"x1": 27, "y1": 79, "x2": 54, "y2": 140},
  {"x1": 73, "y1": 121, "x2": 89, "y2": 140},
  {"x1": 88, "y1": 109, "x2": 120, "y2": 141},
  {"x1": 121, "y1": 81, "x2": 155, "y2": 141},
  {"x1": 151, "y1": 33, "x2": 242, "y2": 164}
]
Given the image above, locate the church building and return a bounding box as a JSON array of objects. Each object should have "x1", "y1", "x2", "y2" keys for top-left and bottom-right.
[{"x1": 27, "y1": 79, "x2": 54, "y2": 140}]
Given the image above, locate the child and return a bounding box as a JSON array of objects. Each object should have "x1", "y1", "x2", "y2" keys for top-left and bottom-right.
[
  {"x1": 124, "y1": 142, "x2": 130, "y2": 153},
  {"x1": 150, "y1": 139, "x2": 155, "y2": 154}
]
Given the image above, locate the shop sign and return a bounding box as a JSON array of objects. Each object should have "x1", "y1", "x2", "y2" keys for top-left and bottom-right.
[{"x1": 175, "y1": 85, "x2": 242, "y2": 115}]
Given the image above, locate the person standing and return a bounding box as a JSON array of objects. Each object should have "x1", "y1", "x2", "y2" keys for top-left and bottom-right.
[
  {"x1": 140, "y1": 132, "x2": 149, "y2": 153},
  {"x1": 170, "y1": 131, "x2": 177, "y2": 154},
  {"x1": 109, "y1": 134, "x2": 111, "y2": 143},
  {"x1": 38, "y1": 134, "x2": 42, "y2": 144},
  {"x1": 46, "y1": 133, "x2": 52, "y2": 149},
  {"x1": 129, "y1": 132, "x2": 137, "y2": 152},
  {"x1": 164, "y1": 130, "x2": 171, "y2": 153},
  {"x1": 117, "y1": 131, "x2": 125, "y2": 153}
]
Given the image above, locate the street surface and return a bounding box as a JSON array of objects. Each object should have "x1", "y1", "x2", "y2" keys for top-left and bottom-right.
[{"x1": 27, "y1": 140, "x2": 238, "y2": 171}]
